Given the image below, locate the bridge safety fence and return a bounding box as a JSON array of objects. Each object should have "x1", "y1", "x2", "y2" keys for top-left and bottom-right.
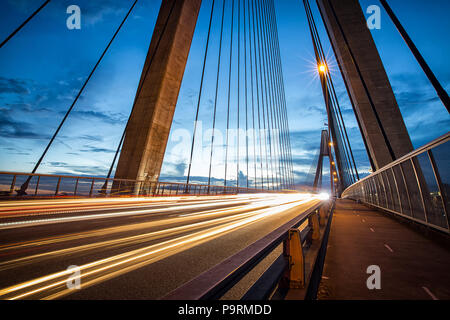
[
  {"x1": 342, "y1": 133, "x2": 449, "y2": 234},
  {"x1": 0, "y1": 171, "x2": 284, "y2": 200}
]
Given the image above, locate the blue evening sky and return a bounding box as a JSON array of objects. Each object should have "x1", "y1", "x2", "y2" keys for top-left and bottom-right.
[{"x1": 0, "y1": 0, "x2": 448, "y2": 188}]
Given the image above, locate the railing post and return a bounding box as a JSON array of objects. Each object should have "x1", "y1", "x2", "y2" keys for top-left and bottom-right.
[
  {"x1": 391, "y1": 167, "x2": 403, "y2": 215},
  {"x1": 319, "y1": 205, "x2": 328, "y2": 226},
  {"x1": 411, "y1": 158, "x2": 428, "y2": 224},
  {"x1": 9, "y1": 175, "x2": 16, "y2": 195},
  {"x1": 310, "y1": 210, "x2": 320, "y2": 240},
  {"x1": 117, "y1": 181, "x2": 122, "y2": 196},
  {"x1": 89, "y1": 179, "x2": 95, "y2": 197},
  {"x1": 74, "y1": 178, "x2": 79, "y2": 196},
  {"x1": 35, "y1": 176, "x2": 40, "y2": 196},
  {"x1": 55, "y1": 177, "x2": 61, "y2": 196},
  {"x1": 283, "y1": 229, "x2": 305, "y2": 289},
  {"x1": 399, "y1": 164, "x2": 413, "y2": 216},
  {"x1": 385, "y1": 172, "x2": 395, "y2": 211},
  {"x1": 428, "y1": 150, "x2": 449, "y2": 229},
  {"x1": 379, "y1": 174, "x2": 388, "y2": 208}
]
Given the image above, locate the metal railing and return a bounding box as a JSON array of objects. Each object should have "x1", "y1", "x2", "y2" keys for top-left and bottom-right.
[
  {"x1": 162, "y1": 199, "x2": 334, "y2": 300},
  {"x1": 0, "y1": 171, "x2": 283, "y2": 199},
  {"x1": 342, "y1": 133, "x2": 449, "y2": 234}
]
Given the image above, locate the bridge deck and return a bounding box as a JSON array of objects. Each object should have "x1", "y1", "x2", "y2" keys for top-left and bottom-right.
[{"x1": 317, "y1": 199, "x2": 450, "y2": 300}]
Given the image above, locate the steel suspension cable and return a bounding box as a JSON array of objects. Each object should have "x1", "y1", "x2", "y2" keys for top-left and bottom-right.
[
  {"x1": 262, "y1": 0, "x2": 285, "y2": 190},
  {"x1": 208, "y1": 0, "x2": 226, "y2": 190},
  {"x1": 269, "y1": 0, "x2": 295, "y2": 187},
  {"x1": 0, "y1": 0, "x2": 51, "y2": 49},
  {"x1": 224, "y1": 0, "x2": 235, "y2": 188},
  {"x1": 247, "y1": 0, "x2": 258, "y2": 189},
  {"x1": 250, "y1": 0, "x2": 265, "y2": 189},
  {"x1": 236, "y1": 0, "x2": 241, "y2": 188},
  {"x1": 314, "y1": 0, "x2": 375, "y2": 172},
  {"x1": 243, "y1": 0, "x2": 250, "y2": 188},
  {"x1": 379, "y1": 0, "x2": 450, "y2": 113},
  {"x1": 19, "y1": 0, "x2": 139, "y2": 195},
  {"x1": 305, "y1": 0, "x2": 356, "y2": 182},
  {"x1": 254, "y1": 0, "x2": 271, "y2": 189},
  {"x1": 267, "y1": 0, "x2": 294, "y2": 187},
  {"x1": 304, "y1": 0, "x2": 356, "y2": 184},
  {"x1": 260, "y1": 0, "x2": 281, "y2": 190},
  {"x1": 257, "y1": 0, "x2": 276, "y2": 190},
  {"x1": 265, "y1": 0, "x2": 288, "y2": 189},
  {"x1": 186, "y1": 0, "x2": 216, "y2": 188},
  {"x1": 304, "y1": 0, "x2": 350, "y2": 185}
]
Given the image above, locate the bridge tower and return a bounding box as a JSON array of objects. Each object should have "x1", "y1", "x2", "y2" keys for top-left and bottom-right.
[
  {"x1": 114, "y1": 0, "x2": 202, "y2": 183},
  {"x1": 313, "y1": 130, "x2": 340, "y2": 197},
  {"x1": 316, "y1": 0, "x2": 414, "y2": 170}
]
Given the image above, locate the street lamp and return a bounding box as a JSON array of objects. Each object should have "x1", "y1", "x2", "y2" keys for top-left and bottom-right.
[{"x1": 318, "y1": 64, "x2": 327, "y2": 73}]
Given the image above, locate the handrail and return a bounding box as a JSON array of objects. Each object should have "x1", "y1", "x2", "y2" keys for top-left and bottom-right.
[
  {"x1": 0, "y1": 171, "x2": 293, "y2": 199},
  {"x1": 343, "y1": 132, "x2": 449, "y2": 234},
  {"x1": 163, "y1": 200, "x2": 333, "y2": 300},
  {"x1": 0, "y1": 171, "x2": 140, "y2": 183},
  {"x1": 347, "y1": 133, "x2": 449, "y2": 185}
]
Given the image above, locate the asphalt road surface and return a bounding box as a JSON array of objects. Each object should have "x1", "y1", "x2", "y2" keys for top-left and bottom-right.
[{"x1": 0, "y1": 194, "x2": 322, "y2": 300}]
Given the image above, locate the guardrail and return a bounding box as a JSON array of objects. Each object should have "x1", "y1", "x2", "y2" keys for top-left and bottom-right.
[
  {"x1": 162, "y1": 199, "x2": 334, "y2": 300},
  {"x1": 342, "y1": 133, "x2": 449, "y2": 234},
  {"x1": 0, "y1": 171, "x2": 283, "y2": 199}
]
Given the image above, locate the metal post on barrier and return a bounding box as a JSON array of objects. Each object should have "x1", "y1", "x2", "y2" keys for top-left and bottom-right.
[
  {"x1": 74, "y1": 178, "x2": 79, "y2": 196},
  {"x1": 9, "y1": 175, "x2": 16, "y2": 195},
  {"x1": 283, "y1": 229, "x2": 305, "y2": 289},
  {"x1": 35, "y1": 175, "x2": 40, "y2": 196},
  {"x1": 55, "y1": 177, "x2": 61, "y2": 196},
  {"x1": 89, "y1": 179, "x2": 95, "y2": 197},
  {"x1": 310, "y1": 211, "x2": 320, "y2": 240},
  {"x1": 319, "y1": 205, "x2": 328, "y2": 226}
]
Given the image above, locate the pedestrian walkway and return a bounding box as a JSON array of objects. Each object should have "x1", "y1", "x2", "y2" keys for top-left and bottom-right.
[{"x1": 317, "y1": 199, "x2": 450, "y2": 300}]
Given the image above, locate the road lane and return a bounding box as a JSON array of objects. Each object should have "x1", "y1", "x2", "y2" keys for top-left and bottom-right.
[{"x1": 0, "y1": 193, "x2": 322, "y2": 299}]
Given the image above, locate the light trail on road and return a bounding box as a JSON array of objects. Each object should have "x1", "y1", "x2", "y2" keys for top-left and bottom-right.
[{"x1": 0, "y1": 193, "x2": 323, "y2": 300}]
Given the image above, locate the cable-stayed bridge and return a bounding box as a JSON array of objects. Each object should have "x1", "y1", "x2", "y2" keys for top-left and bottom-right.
[{"x1": 0, "y1": 0, "x2": 448, "y2": 301}]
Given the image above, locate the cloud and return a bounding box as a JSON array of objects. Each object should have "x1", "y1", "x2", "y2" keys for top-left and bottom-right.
[
  {"x1": 0, "y1": 77, "x2": 30, "y2": 95},
  {"x1": 45, "y1": 162, "x2": 109, "y2": 177},
  {"x1": 0, "y1": 112, "x2": 50, "y2": 140},
  {"x1": 7, "y1": 0, "x2": 130, "y2": 26},
  {"x1": 70, "y1": 110, "x2": 126, "y2": 125},
  {"x1": 1, "y1": 146, "x2": 30, "y2": 156},
  {"x1": 304, "y1": 105, "x2": 326, "y2": 116},
  {"x1": 174, "y1": 162, "x2": 187, "y2": 176},
  {"x1": 80, "y1": 146, "x2": 115, "y2": 154},
  {"x1": 79, "y1": 135, "x2": 104, "y2": 142}
]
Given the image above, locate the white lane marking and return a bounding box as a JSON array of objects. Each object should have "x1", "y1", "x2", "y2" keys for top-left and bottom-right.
[
  {"x1": 0, "y1": 195, "x2": 317, "y2": 230},
  {"x1": 384, "y1": 244, "x2": 394, "y2": 253},
  {"x1": 422, "y1": 287, "x2": 438, "y2": 300},
  {"x1": 0, "y1": 199, "x2": 261, "y2": 229},
  {"x1": 370, "y1": 227, "x2": 375, "y2": 233}
]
